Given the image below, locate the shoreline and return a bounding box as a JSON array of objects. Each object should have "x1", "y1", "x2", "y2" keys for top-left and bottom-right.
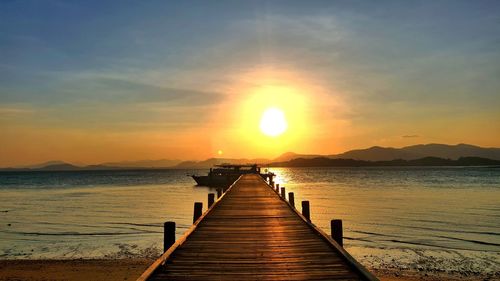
[
  {"x1": 0, "y1": 259, "x2": 496, "y2": 281},
  {"x1": 0, "y1": 259, "x2": 152, "y2": 281},
  {"x1": 372, "y1": 268, "x2": 498, "y2": 281}
]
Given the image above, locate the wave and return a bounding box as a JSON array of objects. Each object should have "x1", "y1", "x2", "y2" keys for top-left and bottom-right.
[
  {"x1": 344, "y1": 236, "x2": 376, "y2": 243},
  {"x1": 434, "y1": 235, "x2": 500, "y2": 247},
  {"x1": 349, "y1": 227, "x2": 500, "y2": 248},
  {"x1": 108, "y1": 222, "x2": 162, "y2": 228},
  {"x1": 362, "y1": 221, "x2": 500, "y2": 236},
  {"x1": 350, "y1": 230, "x2": 406, "y2": 238},
  {"x1": 1, "y1": 230, "x2": 162, "y2": 236},
  {"x1": 32, "y1": 221, "x2": 163, "y2": 234},
  {"x1": 382, "y1": 239, "x2": 500, "y2": 252},
  {"x1": 108, "y1": 222, "x2": 193, "y2": 231},
  {"x1": 345, "y1": 234, "x2": 500, "y2": 252}
]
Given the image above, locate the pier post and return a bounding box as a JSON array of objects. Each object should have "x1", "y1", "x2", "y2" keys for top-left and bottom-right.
[
  {"x1": 193, "y1": 202, "x2": 203, "y2": 223},
  {"x1": 208, "y1": 193, "x2": 215, "y2": 207},
  {"x1": 280, "y1": 187, "x2": 286, "y2": 198},
  {"x1": 216, "y1": 188, "x2": 222, "y2": 198},
  {"x1": 163, "y1": 221, "x2": 176, "y2": 252},
  {"x1": 302, "y1": 201, "x2": 311, "y2": 222},
  {"x1": 276, "y1": 183, "x2": 280, "y2": 191},
  {"x1": 331, "y1": 219, "x2": 343, "y2": 247},
  {"x1": 288, "y1": 192, "x2": 295, "y2": 207}
]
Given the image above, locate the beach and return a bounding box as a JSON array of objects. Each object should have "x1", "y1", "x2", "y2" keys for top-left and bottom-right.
[
  {"x1": 1, "y1": 167, "x2": 498, "y2": 280},
  {"x1": 0, "y1": 259, "x2": 495, "y2": 281},
  {"x1": 0, "y1": 259, "x2": 152, "y2": 281}
]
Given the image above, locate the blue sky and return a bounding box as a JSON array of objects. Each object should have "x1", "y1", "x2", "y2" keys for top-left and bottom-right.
[{"x1": 1, "y1": 1, "x2": 499, "y2": 165}]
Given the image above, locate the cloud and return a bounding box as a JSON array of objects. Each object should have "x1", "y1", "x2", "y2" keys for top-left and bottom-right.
[
  {"x1": 0, "y1": 106, "x2": 33, "y2": 115},
  {"x1": 68, "y1": 76, "x2": 225, "y2": 106},
  {"x1": 402, "y1": 135, "x2": 420, "y2": 138},
  {"x1": 0, "y1": 71, "x2": 225, "y2": 107},
  {"x1": 0, "y1": 106, "x2": 35, "y2": 121},
  {"x1": 0, "y1": 72, "x2": 226, "y2": 131}
]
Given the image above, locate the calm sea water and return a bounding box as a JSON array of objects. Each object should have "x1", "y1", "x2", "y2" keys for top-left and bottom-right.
[{"x1": 0, "y1": 167, "x2": 499, "y2": 276}]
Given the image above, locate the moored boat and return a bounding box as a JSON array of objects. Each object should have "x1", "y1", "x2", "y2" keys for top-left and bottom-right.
[{"x1": 191, "y1": 164, "x2": 274, "y2": 187}]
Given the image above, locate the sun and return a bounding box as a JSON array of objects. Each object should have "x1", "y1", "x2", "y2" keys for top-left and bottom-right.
[{"x1": 260, "y1": 107, "x2": 288, "y2": 137}]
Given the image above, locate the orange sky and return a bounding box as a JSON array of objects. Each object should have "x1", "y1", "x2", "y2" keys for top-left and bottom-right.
[
  {"x1": 2, "y1": 66, "x2": 499, "y2": 167},
  {"x1": 1, "y1": 2, "x2": 500, "y2": 167}
]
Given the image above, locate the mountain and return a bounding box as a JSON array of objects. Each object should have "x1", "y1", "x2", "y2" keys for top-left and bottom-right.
[
  {"x1": 403, "y1": 143, "x2": 500, "y2": 160},
  {"x1": 173, "y1": 158, "x2": 269, "y2": 169},
  {"x1": 272, "y1": 152, "x2": 321, "y2": 162},
  {"x1": 20, "y1": 160, "x2": 69, "y2": 169},
  {"x1": 330, "y1": 143, "x2": 500, "y2": 161},
  {"x1": 102, "y1": 159, "x2": 181, "y2": 168},
  {"x1": 270, "y1": 156, "x2": 500, "y2": 167},
  {"x1": 3, "y1": 143, "x2": 499, "y2": 171},
  {"x1": 37, "y1": 163, "x2": 81, "y2": 171}
]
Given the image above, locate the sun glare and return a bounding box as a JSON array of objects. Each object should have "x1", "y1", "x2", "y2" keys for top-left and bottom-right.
[
  {"x1": 220, "y1": 74, "x2": 319, "y2": 156},
  {"x1": 260, "y1": 108, "x2": 288, "y2": 137}
]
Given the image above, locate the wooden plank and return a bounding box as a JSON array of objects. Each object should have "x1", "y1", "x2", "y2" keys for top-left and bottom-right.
[{"x1": 139, "y1": 174, "x2": 379, "y2": 281}]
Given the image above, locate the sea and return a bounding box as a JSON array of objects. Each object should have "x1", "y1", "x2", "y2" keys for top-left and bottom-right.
[{"x1": 0, "y1": 167, "x2": 499, "y2": 277}]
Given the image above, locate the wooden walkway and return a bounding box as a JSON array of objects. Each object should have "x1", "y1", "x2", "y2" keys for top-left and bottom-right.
[{"x1": 138, "y1": 174, "x2": 378, "y2": 281}]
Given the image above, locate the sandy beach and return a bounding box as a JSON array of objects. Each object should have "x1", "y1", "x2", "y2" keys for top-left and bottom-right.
[
  {"x1": 0, "y1": 259, "x2": 152, "y2": 281},
  {"x1": 0, "y1": 259, "x2": 495, "y2": 281},
  {"x1": 372, "y1": 268, "x2": 497, "y2": 281}
]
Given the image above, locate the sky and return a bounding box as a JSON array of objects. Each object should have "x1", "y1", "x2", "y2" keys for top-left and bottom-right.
[{"x1": 1, "y1": 0, "x2": 500, "y2": 166}]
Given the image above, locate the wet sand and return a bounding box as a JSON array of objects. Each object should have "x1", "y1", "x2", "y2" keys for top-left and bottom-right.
[
  {"x1": 372, "y1": 268, "x2": 496, "y2": 281},
  {"x1": 0, "y1": 259, "x2": 494, "y2": 281},
  {"x1": 0, "y1": 259, "x2": 152, "y2": 281}
]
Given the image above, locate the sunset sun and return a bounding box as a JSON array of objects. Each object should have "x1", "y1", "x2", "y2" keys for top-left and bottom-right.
[{"x1": 259, "y1": 107, "x2": 288, "y2": 137}]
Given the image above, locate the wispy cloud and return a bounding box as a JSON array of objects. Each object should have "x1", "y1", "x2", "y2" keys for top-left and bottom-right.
[
  {"x1": 0, "y1": 106, "x2": 33, "y2": 114},
  {"x1": 65, "y1": 76, "x2": 225, "y2": 106},
  {"x1": 0, "y1": 106, "x2": 35, "y2": 120}
]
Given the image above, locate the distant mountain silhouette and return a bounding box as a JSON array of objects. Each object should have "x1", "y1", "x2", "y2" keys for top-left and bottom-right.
[
  {"x1": 37, "y1": 163, "x2": 81, "y2": 171},
  {"x1": 174, "y1": 158, "x2": 269, "y2": 169},
  {"x1": 102, "y1": 159, "x2": 182, "y2": 168},
  {"x1": 270, "y1": 156, "x2": 500, "y2": 167},
  {"x1": 330, "y1": 143, "x2": 500, "y2": 161},
  {"x1": 2, "y1": 143, "x2": 499, "y2": 171},
  {"x1": 1, "y1": 163, "x2": 127, "y2": 172},
  {"x1": 20, "y1": 160, "x2": 69, "y2": 169},
  {"x1": 272, "y1": 152, "x2": 321, "y2": 162}
]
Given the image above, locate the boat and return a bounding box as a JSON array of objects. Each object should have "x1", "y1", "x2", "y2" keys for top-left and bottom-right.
[{"x1": 191, "y1": 164, "x2": 275, "y2": 187}]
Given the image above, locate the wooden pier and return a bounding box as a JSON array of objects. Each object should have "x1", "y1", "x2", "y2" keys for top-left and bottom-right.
[{"x1": 138, "y1": 174, "x2": 378, "y2": 281}]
